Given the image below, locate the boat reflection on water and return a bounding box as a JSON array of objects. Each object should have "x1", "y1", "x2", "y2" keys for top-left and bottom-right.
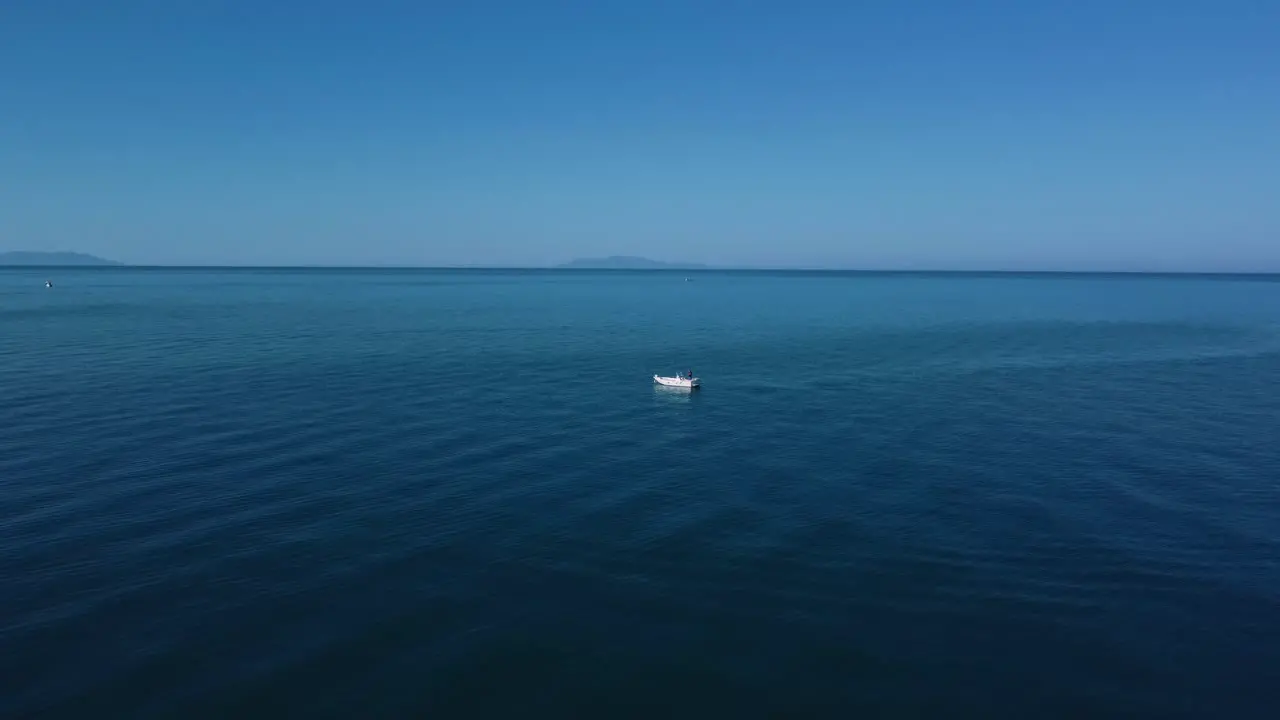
[{"x1": 653, "y1": 383, "x2": 698, "y2": 405}]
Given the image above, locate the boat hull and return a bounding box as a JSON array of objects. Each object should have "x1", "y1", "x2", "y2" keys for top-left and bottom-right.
[{"x1": 654, "y1": 375, "x2": 700, "y2": 388}]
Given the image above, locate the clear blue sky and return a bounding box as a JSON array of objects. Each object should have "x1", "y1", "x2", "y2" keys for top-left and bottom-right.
[{"x1": 2, "y1": 1, "x2": 1277, "y2": 269}]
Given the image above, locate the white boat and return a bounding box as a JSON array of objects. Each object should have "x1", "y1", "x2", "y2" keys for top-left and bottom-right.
[{"x1": 654, "y1": 373, "x2": 700, "y2": 388}]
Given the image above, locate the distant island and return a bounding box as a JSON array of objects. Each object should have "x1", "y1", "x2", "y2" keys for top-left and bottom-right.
[
  {"x1": 556, "y1": 256, "x2": 709, "y2": 270},
  {"x1": 0, "y1": 251, "x2": 120, "y2": 266}
]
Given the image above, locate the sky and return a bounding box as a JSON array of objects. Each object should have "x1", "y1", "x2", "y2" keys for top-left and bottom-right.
[{"x1": 1, "y1": 0, "x2": 1277, "y2": 270}]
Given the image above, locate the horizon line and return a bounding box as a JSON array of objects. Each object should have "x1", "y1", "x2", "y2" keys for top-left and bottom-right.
[{"x1": 6, "y1": 263, "x2": 1280, "y2": 277}]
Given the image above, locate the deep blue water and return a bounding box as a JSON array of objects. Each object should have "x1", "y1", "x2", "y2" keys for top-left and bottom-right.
[{"x1": 3, "y1": 268, "x2": 1279, "y2": 718}]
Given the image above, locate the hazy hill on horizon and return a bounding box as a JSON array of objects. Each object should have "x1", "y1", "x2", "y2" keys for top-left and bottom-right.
[
  {"x1": 556, "y1": 255, "x2": 710, "y2": 270},
  {"x1": 0, "y1": 251, "x2": 119, "y2": 266}
]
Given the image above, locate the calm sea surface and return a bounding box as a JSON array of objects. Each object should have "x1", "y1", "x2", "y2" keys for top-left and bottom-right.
[{"x1": 2, "y1": 268, "x2": 1278, "y2": 718}]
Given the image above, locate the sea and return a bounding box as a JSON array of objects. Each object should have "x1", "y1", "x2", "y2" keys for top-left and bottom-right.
[{"x1": 2, "y1": 267, "x2": 1278, "y2": 719}]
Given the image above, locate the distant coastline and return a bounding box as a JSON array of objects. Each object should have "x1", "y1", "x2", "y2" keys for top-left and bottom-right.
[
  {"x1": 0, "y1": 251, "x2": 120, "y2": 266},
  {"x1": 555, "y1": 256, "x2": 709, "y2": 270},
  {"x1": 2, "y1": 253, "x2": 1278, "y2": 278}
]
